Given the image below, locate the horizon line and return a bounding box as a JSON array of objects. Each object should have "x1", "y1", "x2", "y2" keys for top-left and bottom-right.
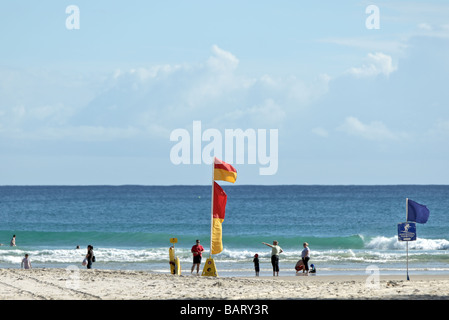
[{"x1": 0, "y1": 183, "x2": 447, "y2": 187}]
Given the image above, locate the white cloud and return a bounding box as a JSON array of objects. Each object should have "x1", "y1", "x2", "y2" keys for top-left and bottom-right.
[
  {"x1": 418, "y1": 23, "x2": 433, "y2": 31},
  {"x1": 215, "y1": 98, "x2": 286, "y2": 128},
  {"x1": 319, "y1": 37, "x2": 408, "y2": 55},
  {"x1": 76, "y1": 45, "x2": 329, "y2": 131},
  {"x1": 347, "y1": 52, "x2": 397, "y2": 78},
  {"x1": 337, "y1": 117, "x2": 406, "y2": 141},
  {"x1": 311, "y1": 127, "x2": 329, "y2": 138},
  {"x1": 436, "y1": 120, "x2": 449, "y2": 132},
  {"x1": 207, "y1": 45, "x2": 239, "y2": 72},
  {"x1": 414, "y1": 23, "x2": 449, "y2": 39},
  {"x1": 0, "y1": 45, "x2": 331, "y2": 142},
  {"x1": 427, "y1": 119, "x2": 449, "y2": 137},
  {"x1": 27, "y1": 126, "x2": 141, "y2": 141}
]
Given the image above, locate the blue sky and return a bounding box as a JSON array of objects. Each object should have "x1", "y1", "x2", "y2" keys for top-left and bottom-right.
[{"x1": 1, "y1": 1, "x2": 448, "y2": 185}]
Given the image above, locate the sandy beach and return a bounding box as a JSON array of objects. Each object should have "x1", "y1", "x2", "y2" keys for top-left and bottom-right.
[{"x1": 0, "y1": 268, "x2": 448, "y2": 300}]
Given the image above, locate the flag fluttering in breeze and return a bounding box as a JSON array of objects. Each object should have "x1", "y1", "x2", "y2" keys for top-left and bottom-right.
[
  {"x1": 407, "y1": 199, "x2": 430, "y2": 224},
  {"x1": 211, "y1": 181, "x2": 227, "y2": 255},
  {"x1": 210, "y1": 157, "x2": 237, "y2": 255},
  {"x1": 214, "y1": 157, "x2": 237, "y2": 183}
]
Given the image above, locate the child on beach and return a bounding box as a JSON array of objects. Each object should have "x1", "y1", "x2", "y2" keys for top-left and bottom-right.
[
  {"x1": 21, "y1": 254, "x2": 32, "y2": 269},
  {"x1": 253, "y1": 254, "x2": 260, "y2": 276}
]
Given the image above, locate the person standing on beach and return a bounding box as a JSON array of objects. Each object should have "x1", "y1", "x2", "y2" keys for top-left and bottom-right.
[
  {"x1": 301, "y1": 242, "x2": 310, "y2": 275},
  {"x1": 10, "y1": 235, "x2": 16, "y2": 247},
  {"x1": 262, "y1": 241, "x2": 283, "y2": 276},
  {"x1": 85, "y1": 245, "x2": 94, "y2": 269},
  {"x1": 191, "y1": 239, "x2": 204, "y2": 274},
  {"x1": 21, "y1": 254, "x2": 32, "y2": 269}
]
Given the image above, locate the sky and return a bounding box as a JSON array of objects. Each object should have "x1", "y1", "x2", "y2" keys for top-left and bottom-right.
[{"x1": 0, "y1": 1, "x2": 448, "y2": 185}]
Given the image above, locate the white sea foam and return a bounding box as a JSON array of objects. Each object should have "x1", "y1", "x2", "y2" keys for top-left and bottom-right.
[
  {"x1": 1, "y1": 236, "x2": 448, "y2": 270},
  {"x1": 365, "y1": 236, "x2": 449, "y2": 251}
]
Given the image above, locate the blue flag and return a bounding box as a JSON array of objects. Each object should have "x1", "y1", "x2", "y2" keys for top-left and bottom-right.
[{"x1": 407, "y1": 199, "x2": 430, "y2": 224}]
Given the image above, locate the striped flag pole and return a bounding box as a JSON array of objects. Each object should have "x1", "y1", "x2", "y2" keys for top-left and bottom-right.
[{"x1": 209, "y1": 157, "x2": 215, "y2": 259}]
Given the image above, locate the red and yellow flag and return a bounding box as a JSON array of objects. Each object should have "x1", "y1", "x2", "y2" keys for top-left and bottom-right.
[
  {"x1": 214, "y1": 157, "x2": 237, "y2": 183},
  {"x1": 211, "y1": 181, "x2": 227, "y2": 255},
  {"x1": 210, "y1": 157, "x2": 236, "y2": 255}
]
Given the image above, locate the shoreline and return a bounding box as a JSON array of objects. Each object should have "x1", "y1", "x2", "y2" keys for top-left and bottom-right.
[{"x1": 1, "y1": 268, "x2": 448, "y2": 300}]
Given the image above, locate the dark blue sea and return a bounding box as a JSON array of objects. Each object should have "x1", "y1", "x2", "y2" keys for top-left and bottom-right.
[{"x1": 1, "y1": 185, "x2": 448, "y2": 277}]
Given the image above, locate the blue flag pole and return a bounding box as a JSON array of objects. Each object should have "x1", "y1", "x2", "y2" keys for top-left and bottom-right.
[
  {"x1": 406, "y1": 198, "x2": 410, "y2": 281},
  {"x1": 406, "y1": 242, "x2": 409, "y2": 281}
]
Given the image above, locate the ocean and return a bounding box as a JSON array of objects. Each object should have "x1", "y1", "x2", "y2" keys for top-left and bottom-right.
[{"x1": 1, "y1": 185, "x2": 448, "y2": 277}]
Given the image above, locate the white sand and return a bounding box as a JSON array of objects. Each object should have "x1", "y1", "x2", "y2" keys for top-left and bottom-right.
[{"x1": 1, "y1": 268, "x2": 448, "y2": 300}]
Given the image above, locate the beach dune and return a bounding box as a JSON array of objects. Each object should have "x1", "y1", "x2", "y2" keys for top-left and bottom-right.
[{"x1": 0, "y1": 268, "x2": 448, "y2": 300}]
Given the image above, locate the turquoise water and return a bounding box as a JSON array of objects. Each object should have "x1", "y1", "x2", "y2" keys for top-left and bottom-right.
[{"x1": 0, "y1": 185, "x2": 448, "y2": 276}]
